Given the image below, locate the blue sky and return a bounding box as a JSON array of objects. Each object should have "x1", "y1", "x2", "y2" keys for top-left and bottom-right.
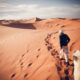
[{"x1": 0, "y1": 0, "x2": 80, "y2": 20}]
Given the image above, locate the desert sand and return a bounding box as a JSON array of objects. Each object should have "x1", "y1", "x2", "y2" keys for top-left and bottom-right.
[{"x1": 0, "y1": 18, "x2": 80, "y2": 80}]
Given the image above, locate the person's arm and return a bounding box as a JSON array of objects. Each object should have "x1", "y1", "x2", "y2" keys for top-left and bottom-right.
[{"x1": 66, "y1": 35, "x2": 70, "y2": 43}]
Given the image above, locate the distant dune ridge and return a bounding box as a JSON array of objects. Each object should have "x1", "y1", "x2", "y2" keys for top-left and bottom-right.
[{"x1": 0, "y1": 18, "x2": 80, "y2": 80}]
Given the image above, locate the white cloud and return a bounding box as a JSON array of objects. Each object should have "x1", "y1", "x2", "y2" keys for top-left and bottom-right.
[
  {"x1": 0, "y1": 3, "x2": 39, "y2": 12},
  {"x1": 0, "y1": 3, "x2": 80, "y2": 19}
]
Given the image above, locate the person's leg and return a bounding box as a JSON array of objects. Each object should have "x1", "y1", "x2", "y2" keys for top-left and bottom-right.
[
  {"x1": 59, "y1": 48, "x2": 63, "y2": 59},
  {"x1": 63, "y1": 46, "x2": 68, "y2": 62}
]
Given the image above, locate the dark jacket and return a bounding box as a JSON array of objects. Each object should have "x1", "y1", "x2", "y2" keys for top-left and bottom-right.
[{"x1": 59, "y1": 33, "x2": 70, "y2": 48}]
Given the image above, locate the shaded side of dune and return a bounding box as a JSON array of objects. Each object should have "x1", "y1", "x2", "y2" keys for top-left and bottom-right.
[{"x1": 0, "y1": 22, "x2": 36, "y2": 29}]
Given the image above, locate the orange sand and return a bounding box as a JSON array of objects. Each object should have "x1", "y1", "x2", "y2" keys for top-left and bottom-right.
[{"x1": 0, "y1": 18, "x2": 80, "y2": 80}]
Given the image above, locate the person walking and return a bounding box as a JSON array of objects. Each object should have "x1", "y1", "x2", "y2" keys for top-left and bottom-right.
[{"x1": 59, "y1": 30, "x2": 70, "y2": 65}]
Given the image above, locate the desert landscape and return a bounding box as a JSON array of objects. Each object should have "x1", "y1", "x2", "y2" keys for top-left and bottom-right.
[{"x1": 0, "y1": 17, "x2": 80, "y2": 80}]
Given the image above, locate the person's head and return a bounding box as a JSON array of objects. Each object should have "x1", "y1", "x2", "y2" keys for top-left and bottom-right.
[{"x1": 59, "y1": 30, "x2": 64, "y2": 34}]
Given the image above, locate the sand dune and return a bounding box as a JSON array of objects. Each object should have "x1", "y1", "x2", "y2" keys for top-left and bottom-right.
[{"x1": 0, "y1": 18, "x2": 80, "y2": 80}]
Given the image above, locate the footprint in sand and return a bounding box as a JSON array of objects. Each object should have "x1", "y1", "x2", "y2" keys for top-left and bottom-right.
[
  {"x1": 55, "y1": 24, "x2": 59, "y2": 26},
  {"x1": 24, "y1": 73, "x2": 28, "y2": 78},
  {"x1": 20, "y1": 63, "x2": 23, "y2": 69},
  {"x1": 19, "y1": 58, "x2": 24, "y2": 69},
  {"x1": 57, "y1": 66, "x2": 62, "y2": 71},
  {"x1": 47, "y1": 46, "x2": 52, "y2": 51},
  {"x1": 68, "y1": 59, "x2": 72, "y2": 61},
  {"x1": 22, "y1": 54, "x2": 25, "y2": 57},
  {"x1": 51, "y1": 49, "x2": 58, "y2": 56},
  {"x1": 64, "y1": 69, "x2": 69, "y2": 75},
  {"x1": 45, "y1": 39, "x2": 49, "y2": 44},
  {"x1": 37, "y1": 48, "x2": 41, "y2": 51},
  {"x1": 51, "y1": 50, "x2": 56, "y2": 56},
  {"x1": 28, "y1": 63, "x2": 32, "y2": 67},
  {"x1": 27, "y1": 50, "x2": 29, "y2": 52},
  {"x1": 46, "y1": 77, "x2": 49, "y2": 80},
  {"x1": 20, "y1": 62, "x2": 23, "y2": 66},
  {"x1": 65, "y1": 76, "x2": 69, "y2": 80},
  {"x1": 70, "y1": 63, "x2": 74, "y2": 66},
  {"x1": 36, "y1": 55, "x2": 39, "y2": 58},
  {"x1": 60, "y1": 25, "x2": 65, "y2": 28},
  {"x1": 53, "y1": 37, "x2": 56, "y2": 39},
  {"x1": 11, "y1": 73, "x2": 16, "y2": 78},
  {"x1": 56, "y1": 56, "x2": 59, "y2": 58},
  {"x1": 45, "y1": 43, "x2": 48, "y2": 46}
]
